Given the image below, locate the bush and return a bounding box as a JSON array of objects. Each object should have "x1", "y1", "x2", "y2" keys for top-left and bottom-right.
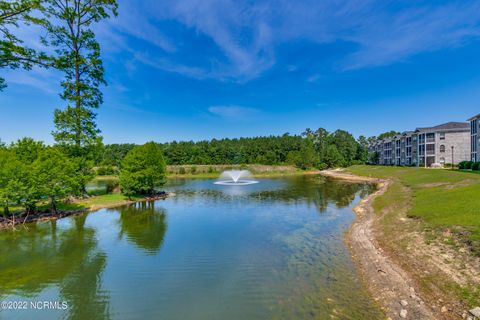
[
  {"x1": 472, "y1": 162, "x2": 480, "y2": 171},
  {"x1": 464, "y1": 161, "x2": 474, "y2": 170},
  {"x1": 178, "y1": 167, "x2": 186, "y2": 175},
  {"x1": 119, "y1": 142, "x2": 166, "y2": 197},
  {"x1": 458, "y1": 161, "x2": 468, "y2": 169},
  {"x1": 95, "y1": 165, "x2": 118, "y2": 176},
  {"x1": 190, "y1": 166, "x2": 197, "y2": 174}
]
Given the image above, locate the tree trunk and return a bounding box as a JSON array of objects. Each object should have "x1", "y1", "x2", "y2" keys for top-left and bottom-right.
[
  {"x1": 51, "y1": 199, "x2": 57, "y2": 215},
  {"x1": 75, "y1": 50, "x2": 81, "y2": 149}
]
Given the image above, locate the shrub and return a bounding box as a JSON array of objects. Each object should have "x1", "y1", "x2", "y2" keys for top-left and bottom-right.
[
  {"x1": 119, "y1": 142, "x2": 166, "y2": 197},
  {"x1": 458, "y1": 161, "x2": 468, "y2": 169},
  {"x1": 472, "y1": 162, "x2": 480, "y2": 171},
  {"x1": 178, "y1": 167, "x2": 186, "y2": 175},
  {"x1": 465, "y1": 161, "x2": 474, "y2": 170},
  {"x1": 96, "y1": 165, "x2": 118, "y2": 176},
  {"x1": 207, "y1": 167, "x2": 214, "y2": 173},
  {"x1": 190, "y1": 166, "x2": 197, "y2": 174}
]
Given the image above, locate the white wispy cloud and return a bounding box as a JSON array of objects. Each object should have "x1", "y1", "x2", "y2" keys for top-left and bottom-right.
[
  {"x1": 208, "y1": 105, "x2": 261, "y2": 120},
  {"x1": 4, "y1": 68, "x2": 60, "y2": 94},
  {"x1": 103, "y1": 0, "x2": 480, "y2": 81}
]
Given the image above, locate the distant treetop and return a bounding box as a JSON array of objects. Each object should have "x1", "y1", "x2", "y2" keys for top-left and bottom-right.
[{"x1": 377, "y1": 131, "x2": 401, "y2": 140}]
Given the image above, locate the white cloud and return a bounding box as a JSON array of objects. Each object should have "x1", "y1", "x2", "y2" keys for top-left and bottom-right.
[
  {"x1": 4, "y1": 68, "x2": 60, "y2": 94},
  {"x1": 103, "y1": 0, "x2": 480, "y2": 81},
  {"x1": 208, "y1": 105, "x2": 260, "y2": 120}
]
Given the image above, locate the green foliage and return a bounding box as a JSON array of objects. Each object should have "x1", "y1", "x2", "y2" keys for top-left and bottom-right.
[
  {"x1": 32, "y1": 148, "x2": 76, "y2": 213},
  {"x1": 10, "y1": 137, "x2": 44, "y2": 162},
  {"x1": 41, "y1": 0, "x2": 117, "y2": 148},
  {"x1": 119, "y1": 142, "x2": 167, "y2": 197},
  {"x1": 377, "y1": 131, "x2": 400, "y2": 140},
  {"x1": 70, "y1": 156, "x2": 95, "y2": 196},
  {"x1": 464, "y1": 161, "x2": 474, "y2": 170},
  {"x1": 329, "y1": 130, "x2": 358, "y2": 165},
  {"x1": 178, "y1": 167, "x2": 186, "y2": 175},
  {"x1": 323, "y1": 145, "x2": 345, "y2": 168},
  {"x1": 0, "y1": 0, "x2": 50, "y2": 91},
  {"x1": 458, "y1": 161, "x2": 468, "y2": 170},
  {"x1": 95, "y1": 165, "x2": 118, "y2": 176},
  {"x1": 356, "y1": 135, "x2": 369, "y2": 163},
  {"x1": 101, "y1": 143, "x2": 136, "y2": 167},
  {"x1": 472, "y1": 162, "x2": 480, "y2": 171},
  {"x1": 0, "y1": 149, "x2": 27, "y2": 215},
  {"x1": 285, "y1": 140, "x2": 318, "y2": 170}
]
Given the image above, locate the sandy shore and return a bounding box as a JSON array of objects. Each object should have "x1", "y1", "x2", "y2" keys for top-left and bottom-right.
[{"x1": 321, "y1": 169, "x2": 435, "y2": 320}]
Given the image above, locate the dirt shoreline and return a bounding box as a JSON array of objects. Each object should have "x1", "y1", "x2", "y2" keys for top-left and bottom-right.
[
  {"x1": 0, "y1": 192, "x2": 174, "y2": 229},
  {"x1": 320, "y1": 169, "x2": 435, "y2": 320}
]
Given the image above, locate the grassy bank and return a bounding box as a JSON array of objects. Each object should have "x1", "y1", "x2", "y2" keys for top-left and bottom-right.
[
  {"x1": 166, "y1": 164, "x2": 308, "y2": 178},
  {"x1": 346, "y1": 165, "x2": 480, "y2": 308},
  {"x1": 347, "y1": 165, "x2": 480, "y2": 246}
]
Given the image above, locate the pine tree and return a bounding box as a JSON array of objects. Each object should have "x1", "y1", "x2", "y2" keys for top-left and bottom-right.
[
  {"x1": 41, "y1": 0, "x2": 117, "y2": 150},
  {"x1": 0, "y1": 0, "x2": 48, "y2": 90}
]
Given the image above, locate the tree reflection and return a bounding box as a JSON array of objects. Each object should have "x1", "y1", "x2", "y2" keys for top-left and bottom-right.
[
  {"x1": 0, "y1": 214, "x2": 110, "y2": 319},
  {"x1": 172, "y1": 175, "x2": 375, "y2": 214},
  {"x1": 118, "y1": 202, "x2": 168, "y2": 255}
]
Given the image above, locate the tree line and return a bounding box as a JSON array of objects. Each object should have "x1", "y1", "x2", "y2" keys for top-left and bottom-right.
[{"x1": 97, "y1": 128, "x2": 369, "y2": 170}]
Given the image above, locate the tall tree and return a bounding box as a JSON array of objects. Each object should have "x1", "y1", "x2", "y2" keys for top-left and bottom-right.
[
  {"x1": 356, "y1": 135, "x2": 369, "y2": 163},
  {"x1": 120, "y1": 142, "x2": 167, "y2": 198},
  {"x1": 0, "y1": 0, "x2": 47, "y2": 90},
  {"x1": 41, "y1": 0, "x2": 117, "y2": 150}
]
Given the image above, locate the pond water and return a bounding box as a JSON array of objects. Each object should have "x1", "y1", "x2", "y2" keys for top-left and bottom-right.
[{"x1": 0, "y1": 175, "x2": 383, "y2": 320}]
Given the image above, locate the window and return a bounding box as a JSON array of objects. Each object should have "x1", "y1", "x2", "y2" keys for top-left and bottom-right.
[
  {"x1": 426, "y1": 133, "x2": 435, "y2": 143},
  {"x1": 440, "y1": 145, "x2": 446, "y2": 153},
  {"x1": 439, "y1": 132, "x2": 445, "y2": 140},
  {"x1": 406, "y1": 137, "x2": 412, "y2": 146},
  {"x1": 418, "y1": 134, "x2": 425, "y2": 144},
  {"x1": 426, "y1": 144, "x2": 435, "y2": 155},
  {"x1": 419, "y1": 144, "x2": 425, "y2": 156}
]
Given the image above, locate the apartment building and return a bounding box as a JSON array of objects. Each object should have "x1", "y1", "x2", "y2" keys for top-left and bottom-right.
[
  {"x1": 415, "y1": 122, "x2": 469, "y2": 167},
  {"x1": 368, "y1": 122, "x2": 470, "y2": 167},
  {"x1": 469, "y1": 114, "x2": 479, "y2": 162},
  {"x1": 383, "y1": 138, "x2": 393, "y2": 165}
]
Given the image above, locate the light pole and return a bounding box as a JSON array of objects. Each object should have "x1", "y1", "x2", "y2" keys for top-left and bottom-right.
[{"x1": 451, "y1": 146, "x2": 454, "y2": 170}]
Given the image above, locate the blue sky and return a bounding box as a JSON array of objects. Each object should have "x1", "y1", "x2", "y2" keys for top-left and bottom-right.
[{"x1": 1, "y1": 0, "x2": 480, "y2": 144}]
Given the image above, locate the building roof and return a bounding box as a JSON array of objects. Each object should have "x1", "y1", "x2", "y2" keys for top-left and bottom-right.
[
  {"x1": 468, "y1": 114, "x2": 480, "y2": 121},
  {"x1": 402, "y1": 131, "x2": 414, "y2": 136},
  {"x1": 415, "y1": 122, "x2": 469, "y2": 133}
]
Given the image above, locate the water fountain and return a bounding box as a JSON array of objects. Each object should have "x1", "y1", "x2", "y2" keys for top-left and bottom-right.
[{"x1": 214, "y1": 170, "x2": 259, "y2": 186}]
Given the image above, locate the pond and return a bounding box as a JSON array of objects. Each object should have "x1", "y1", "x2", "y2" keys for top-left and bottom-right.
[{"x1": 0, "y1": 175, "x2": 383, "y2": 320}]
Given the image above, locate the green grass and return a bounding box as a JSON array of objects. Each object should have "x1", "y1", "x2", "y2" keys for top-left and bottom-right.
[
  {"x1": 347, "y1": 165, "x2": 480, "y2": 249},
  {"x1": 76, "y1": 193, "x2": 144, "y2": 209},
  {"x1": 347, "y1": 165, "x2": 480, "y2": 307}
]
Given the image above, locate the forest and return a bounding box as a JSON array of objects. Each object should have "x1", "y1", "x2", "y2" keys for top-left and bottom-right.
[{"x1": 99, "y1": 129, "x2": 369, "y2": 170}]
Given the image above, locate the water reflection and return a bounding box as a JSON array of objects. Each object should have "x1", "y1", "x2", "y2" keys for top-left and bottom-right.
[
  {"x1": 168, "y1": 175, "x2": 375, "y2": 214},
  {"x1": 118, "y1": 202, "x2": 168, "y2": 255},
  {"x1": 0, "y1": 176, "x2": 382, "y2": 320},
  {"x1": 0, "y1": 215, "x2": 109, "y2": 319}
]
